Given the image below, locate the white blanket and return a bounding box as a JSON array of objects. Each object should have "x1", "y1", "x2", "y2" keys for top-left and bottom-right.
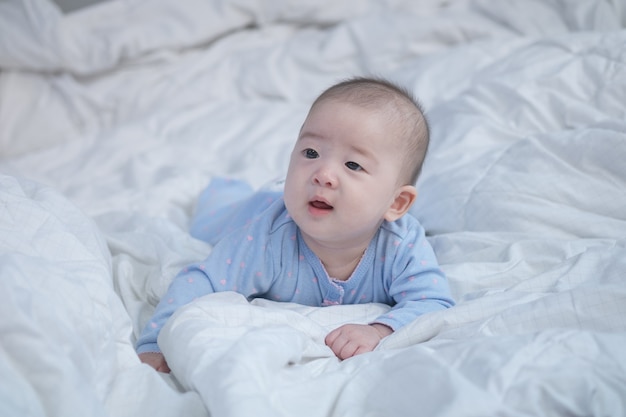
[
  {"x1": 1, "y1": 0, "x2": 625, "y2": 416},
  {"x1": 161, "y1": 292, "x2": 626, "y2": 417}
]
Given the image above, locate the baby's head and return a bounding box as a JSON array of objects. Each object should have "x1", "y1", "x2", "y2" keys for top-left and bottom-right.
[
  {"x1": 284, "y1": 76, "x2": 429, "y2": 250},
  {"x1": 308, "y1": 77, "x2": 430, "y2": 186}
]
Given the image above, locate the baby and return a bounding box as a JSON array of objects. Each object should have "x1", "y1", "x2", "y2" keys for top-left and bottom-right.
[{"x1": 137, "y1": 76, "x2": 455, "y2": 372}]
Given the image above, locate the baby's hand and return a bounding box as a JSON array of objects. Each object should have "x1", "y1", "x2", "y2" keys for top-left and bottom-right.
[
  {"x1": 139, "y1": 352, "x2": 171, "y2": 373},
  {"x1": 325, "y1": 323, "x2": 393, "y2": 360}
]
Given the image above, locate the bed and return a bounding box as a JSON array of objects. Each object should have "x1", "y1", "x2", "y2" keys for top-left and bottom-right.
[{"x1": 1, "y1": 0, "x2": 625, "y2": 416}]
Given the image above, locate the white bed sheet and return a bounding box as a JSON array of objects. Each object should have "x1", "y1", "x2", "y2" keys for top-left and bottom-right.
[{"x1": 1, "y1": 0, "x2": 625, "y2": 416}]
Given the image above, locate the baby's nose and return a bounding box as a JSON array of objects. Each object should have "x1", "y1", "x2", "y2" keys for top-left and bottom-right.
[{"x1": 313, "y1": 168, "x2": 337, "y2": 188}]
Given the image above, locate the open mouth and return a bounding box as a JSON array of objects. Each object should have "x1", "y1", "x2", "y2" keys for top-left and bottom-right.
[{"x1": 309, "y1": 200, "x2": 333, "y2": 210}]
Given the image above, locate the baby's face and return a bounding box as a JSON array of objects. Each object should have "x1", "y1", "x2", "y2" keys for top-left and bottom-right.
[{"x1": 284, "y1": 99, "x2": 404, "y2": 250}]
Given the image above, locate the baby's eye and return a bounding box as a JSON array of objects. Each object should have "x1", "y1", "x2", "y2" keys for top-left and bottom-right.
[
  {"x1": 345, "y1": 161, "x2": 363, "y2": 171},
  {"x1": 303, "y1": 148, "x2": 319, "y2": 159}
]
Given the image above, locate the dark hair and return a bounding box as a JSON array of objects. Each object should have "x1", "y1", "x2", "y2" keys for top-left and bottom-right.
[{"x1": 310, "y1": 76, "x2": 430, "y2": 185}]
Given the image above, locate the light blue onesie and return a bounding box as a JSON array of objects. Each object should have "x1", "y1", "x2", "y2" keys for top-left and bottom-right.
[{"x1": 136, "y1": 178, "x2": 455, "y2": 354}]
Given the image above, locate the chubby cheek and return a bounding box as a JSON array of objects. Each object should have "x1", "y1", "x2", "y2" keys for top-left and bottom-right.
[
  {"x1": 285, "y1": 159, "x2": 310, "y2": 191},
  {"x1": 283, "y1": 172, "x2": 302, "y2": 214},
  {"x1": 285, "y1": 153, "x2": 302, "y2": 179},
  {"x1": 283, "y1": 179, "x2": 295, "y2": 211}
]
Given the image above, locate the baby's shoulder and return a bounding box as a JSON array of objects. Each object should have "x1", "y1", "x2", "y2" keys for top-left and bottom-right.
[
  {"x1": 233, "y1": 195, "x2": 298, "y2": 247},
  {"x1": 212, "y1": 194, "x2": 288, "y2": 242},
  {"x1": 375, "y1": 215, "x2": 439, "y2": 271}
]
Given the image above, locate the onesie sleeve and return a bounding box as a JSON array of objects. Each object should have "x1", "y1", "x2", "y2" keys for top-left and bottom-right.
[
  {"x1": 135, "y1": 200, "x2": 281, "y2": 354},
  {"x1": 135, "y1": 267, "x2": 215, "y2": 354},
  {"x1": 372, "y1": 222, "x2": 455, "y2": 331}
]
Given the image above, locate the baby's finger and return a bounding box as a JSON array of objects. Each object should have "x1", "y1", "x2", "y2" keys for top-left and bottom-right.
[
  {"x1": 338, "y1": 342, "x2": 360, "y2": 360},
  {"x1": 324, "y1": 327, "x2": 340, "y2": 346},
  {"x1": 327, "y1": 332, "x2": 350, "y2": 358},
  {"x1": 156, "y1": 360, "x2": 171, "y2": 373}
]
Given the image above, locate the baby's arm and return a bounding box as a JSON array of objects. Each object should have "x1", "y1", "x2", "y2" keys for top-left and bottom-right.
[
  {"x1": 325, "y1": 323, "x2": 393, "y2": 360},
  {"x1": 373, "y1": 225, "x2": 455, "y2": 332},
  {"x1": 136, "y1": 266, "x2": 216, "y2": 371},
  {"x1": 324, "y1": 222, "x2": 455, "y2": 361},
  {"x1": 136, "y1": 216, "x2": 278, "y2": 371}
]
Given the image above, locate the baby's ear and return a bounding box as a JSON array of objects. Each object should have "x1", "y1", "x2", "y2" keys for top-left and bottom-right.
[{"x1": 384, "y1": 185, "x2": 418, "y2": 222}]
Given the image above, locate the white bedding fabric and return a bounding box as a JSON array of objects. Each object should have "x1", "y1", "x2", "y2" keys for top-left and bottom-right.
[{"x1": 1, "y1": 0, "x2": 625, "y2": 416}]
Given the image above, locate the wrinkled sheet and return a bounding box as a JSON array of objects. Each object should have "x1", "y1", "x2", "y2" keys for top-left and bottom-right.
[{"x1": 1, "y1": 0, "x2": 625, "y2": 416}]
